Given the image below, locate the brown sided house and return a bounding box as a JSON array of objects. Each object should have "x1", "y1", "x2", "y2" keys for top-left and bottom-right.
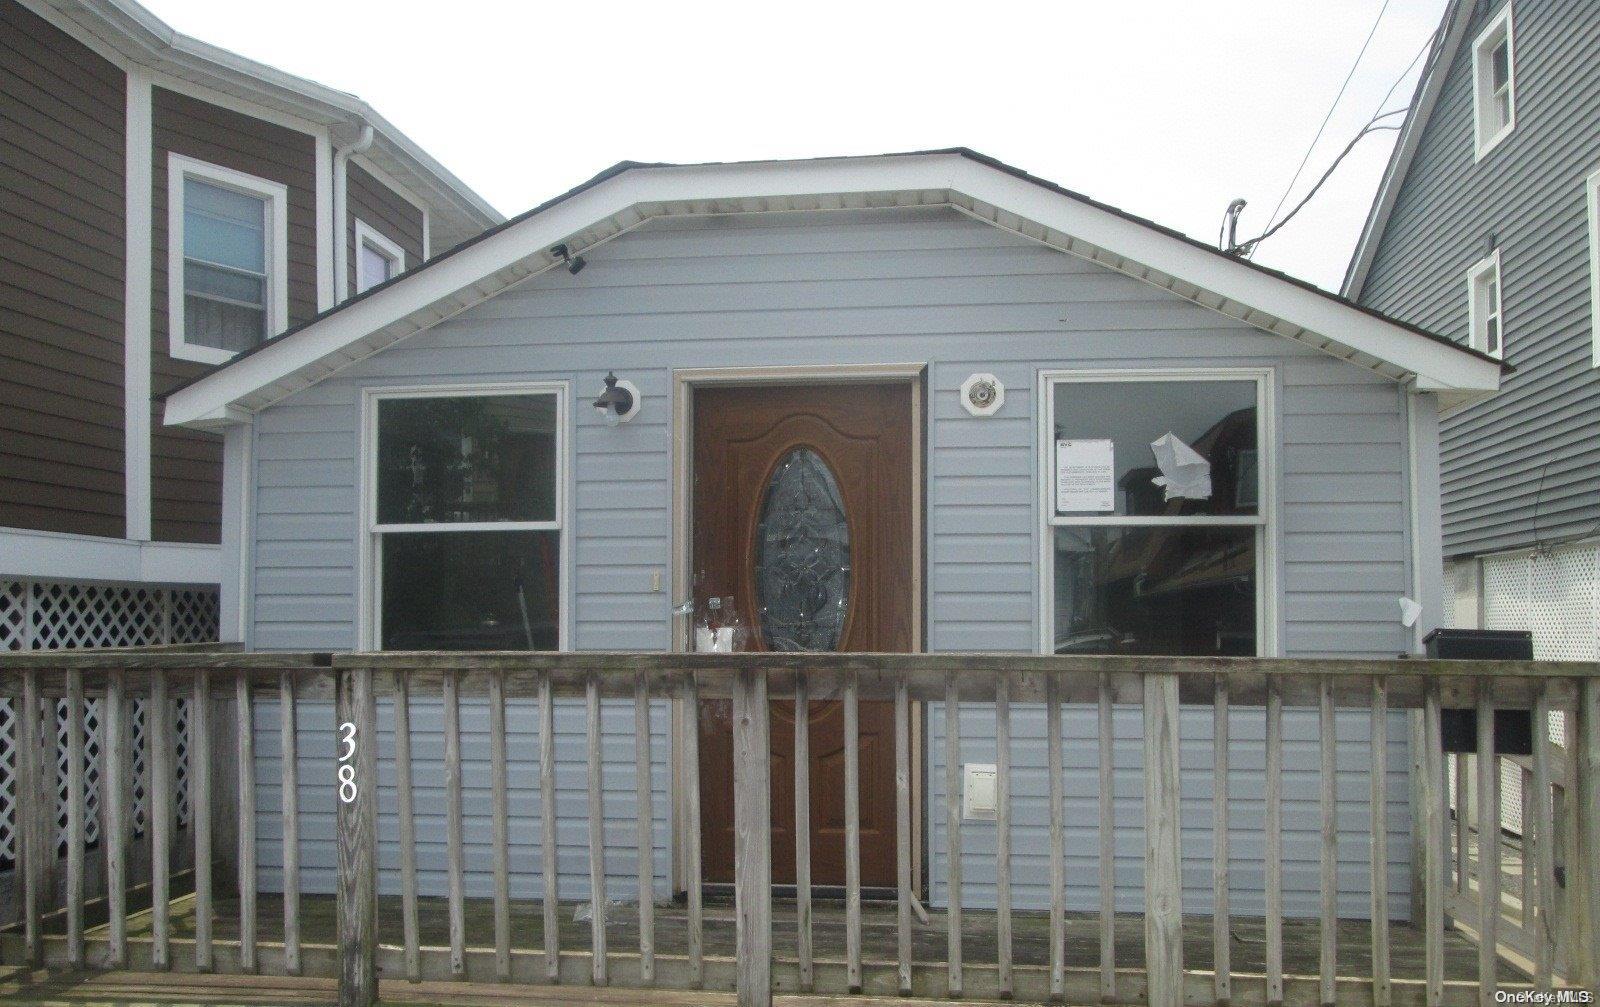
[{"x1": 0, "y1": 0, "x2": 501, "y2": 650}]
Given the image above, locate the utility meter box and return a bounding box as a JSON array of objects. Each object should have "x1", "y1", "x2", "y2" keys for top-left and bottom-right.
[{"x1": 962, "y1": 763, "x2": 997, "y2": 820}]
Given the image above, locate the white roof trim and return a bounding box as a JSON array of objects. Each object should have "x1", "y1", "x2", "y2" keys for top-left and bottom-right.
[
  {"x1": 1343, "y1": 0, "x2": 1477, "y2": 299},
  {"x1": 166, "y1": 151, "x2": 1503, "y2": 428},
  {"x1": 26, "y1": 0, "x2": 502, "y2": 246}
]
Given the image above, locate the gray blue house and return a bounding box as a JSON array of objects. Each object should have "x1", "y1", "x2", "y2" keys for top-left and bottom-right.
[
  {"x1": 163, "y1": 149, "x2": 1503, "y2": 919},
  {"x1": 1345, "y1": 0, "x2": 1600, "y2": 665}
]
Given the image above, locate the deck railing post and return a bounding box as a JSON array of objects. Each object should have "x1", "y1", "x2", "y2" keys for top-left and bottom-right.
[
  {"x1": 732, "y1": 666, "x2": 772, "y2": 1007},
  {"x1": 1572, "y1": 676, "x2": 1600, "y2": 988},
  {"x1": 19, "y1": 668, "x2": 44, "y2": 965},
  {"x1": 335, "y1": 664, "x2": 377, "y2": 1007},
  {"x1": 1143, "y1": 670, "x2": 1183, "y2": 1007}
]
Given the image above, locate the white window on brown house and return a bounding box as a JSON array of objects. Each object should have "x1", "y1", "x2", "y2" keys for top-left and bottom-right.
[
  {"x1": 167, "y1": 154, "x2": 288, "y2": 364},
  {"x1": 354, "y1": 219, "x2": 406, "y2": 294}
]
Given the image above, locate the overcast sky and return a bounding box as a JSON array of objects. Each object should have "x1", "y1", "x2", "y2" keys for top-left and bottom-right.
[{"x1": 145, "y1": 0, "x2": 1448, "y2": 292}]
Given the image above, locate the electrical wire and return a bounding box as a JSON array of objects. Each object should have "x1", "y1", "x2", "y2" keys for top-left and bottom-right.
[
  {"x1": 1367, "y1": 21, "x2": 1437, "y2": 123},
  {"x1": 1229, "y1": 110, "x2": 1405, "y2": 256},
  {"x1": 1250, "y1": 0, "x2": 1393, "y2": 260}
]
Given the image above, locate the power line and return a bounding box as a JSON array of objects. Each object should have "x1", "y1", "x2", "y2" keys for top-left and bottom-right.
[
  {"x1": 1250, "y1": 0, "x2": 1393, "y2": 260},
  {"x1": 1227, "y1": 13, "x2": 1440, "y2": 258},
  {"x1": 1367, "y1": 21, "x2": 1437, "y2": 122},
  {"x1": 1230, "y1": 111, "x2": 1405, "y2": 256}
]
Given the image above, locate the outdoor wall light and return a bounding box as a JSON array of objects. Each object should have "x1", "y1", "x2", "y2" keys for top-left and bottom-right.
[
  {"x1": 551, "y1": 243, "x2": 586, "y2": 275},
  {"x1": 593, "y1": 372, "x2": 641, "y2": 426}
]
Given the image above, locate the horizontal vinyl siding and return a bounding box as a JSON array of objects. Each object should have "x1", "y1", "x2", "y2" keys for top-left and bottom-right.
[
  {"x1": 150, "y1": 86, "x2": 320, "y2": 545},
  {"x1": 347, "y1": 161, "x2": 424, "y2": 292},
  {"x1": 929, "y1": 703, "x2": 1411, "y2": 919},
  {"x1": 252, "y1": 694, "x2": 671, "y2": 900},
  {"x1": 0, "y1": 0, "x2": 125, "y2": 538},
  {"x1": 249, "y1": 206, "x2": 1415, "y2": 913},
  {"x1": 1359, "y1": 0, "x2": 1600, "y2": 556}
]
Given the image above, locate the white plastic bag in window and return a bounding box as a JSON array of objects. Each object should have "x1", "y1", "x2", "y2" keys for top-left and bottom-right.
[{"x1": 1149, "y1": 432, "x2": 1212, "y2": 501}]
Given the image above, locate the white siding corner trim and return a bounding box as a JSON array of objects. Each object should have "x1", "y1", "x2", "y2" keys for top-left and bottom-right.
[{"x1": 124, "y1": 67, "x2": 154, "y2": 542}]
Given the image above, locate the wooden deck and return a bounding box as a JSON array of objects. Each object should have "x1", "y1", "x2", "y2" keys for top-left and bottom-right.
[{"x1": 9, "y1": 892, "x2": 1517, "y2": 1005}]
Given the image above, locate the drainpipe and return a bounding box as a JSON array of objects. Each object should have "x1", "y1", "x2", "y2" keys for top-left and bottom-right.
[{"x1": 331, "y1": 122, "x2": 374, "y2": 303}]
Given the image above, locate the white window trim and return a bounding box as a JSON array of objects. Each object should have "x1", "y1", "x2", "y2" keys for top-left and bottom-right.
[
  {"x1": 1471, "y1": 3, "x2": 1516, "y2": 162},
  {"x1": 1587, "y1": 167, "x2": 1600, "y2": 368},
  {"x1": 1467, "y1": 250, "x2": 1505, "y2": 359},
  {"x1": 353, "y1": 218, "x2": 406, "y2": 294},
  {"x1": 356, "y1": 381, "x2": 571, "y2": 652},
  {"x1": 166, "y1": 153, "x2": 289, "y2": 365},
  {"x1": 1037, "y1": 367, "x2": 1279, "y2": 658}
]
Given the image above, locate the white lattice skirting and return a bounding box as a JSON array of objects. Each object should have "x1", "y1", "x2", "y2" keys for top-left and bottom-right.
[
  {"x1": 0, "y1": 578, "x2": 217, "y2": 871},
  {"x1": 1443, "y1": 540, "x2": 1599, "y2": 836}
]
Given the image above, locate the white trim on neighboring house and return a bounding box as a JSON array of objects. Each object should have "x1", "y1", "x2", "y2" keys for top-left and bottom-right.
[
  {"x1": 349, "y1": 153, "x2": 433, "y2": 260},
  {"x1": 124, "y1": 67, "x2": 154, "y2": 543},
  {"x1": 315, "y1": 130, "x2": 334, "y2": 312},
  {"x1": 22, "y1": 0, "x2": 501, "y2": 235},
  {"x1": 0, "y1": 526, "x2": 219, "y2": 585},
  {"x1": 1467, "y1": 250, "x2": 1505, "y2": 359},
  {"x1": 355, "y1": 381, "x2": 571, "y2": 652},
  {"x1": 1587, "y1": 167, "x2": 1600, "y2": 368},
  {"x1": 353, "y1": 219, "x2": 406, "y2": 294},
  {"x1": 1471, "y1": 3, "x2": 1516, "y2": 163},
  {"x1": 165, "y1": 152, "x2": 1504, "y2": 431},
  {"x1": 165, "y1": 153, "x2": 290, "y2": 365},
  {"x1": 1036, "y1": 367, "x2": 1279, "y2": 658}
]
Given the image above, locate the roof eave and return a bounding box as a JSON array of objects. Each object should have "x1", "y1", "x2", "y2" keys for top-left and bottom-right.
[{"x1": 164, "y1": 152, "x2": 1503, "y2": 428}]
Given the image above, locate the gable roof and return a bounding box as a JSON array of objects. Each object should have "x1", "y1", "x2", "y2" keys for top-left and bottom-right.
[
  {"x1": 1342, "y1": 0, "x2": 1476, "y2": 299},
  {"x1": 165, "y1": 148, "x2": 1506, "y2": 427},
  {"x1": 25, "y1": 0, "x2": 503, "y2": 249}
]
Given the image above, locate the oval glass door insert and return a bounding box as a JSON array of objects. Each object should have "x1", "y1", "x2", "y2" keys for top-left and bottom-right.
[{"x1": 754, "y1": 447, "x2": 851, "y2": 651}]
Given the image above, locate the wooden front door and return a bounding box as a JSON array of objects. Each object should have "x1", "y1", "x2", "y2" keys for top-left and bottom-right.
[{"x1": 693, "y1": 382, "x2": 914, "y2": 889}]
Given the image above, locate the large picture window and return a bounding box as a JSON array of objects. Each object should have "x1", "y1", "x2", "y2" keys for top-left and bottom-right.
[
  {"x1": 367, "y1": 386, "x2": 565, "y2": 651},
  {"x1": 166, "y1": 154, "x2": 288, "y2": 364},
  {"x1": 1042, "y1": 371, "x2": 1270, "y2": 657}
]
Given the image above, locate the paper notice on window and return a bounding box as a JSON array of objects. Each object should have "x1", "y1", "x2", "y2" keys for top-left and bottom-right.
[{"x1": 1055, "y1": 439, "x2": 1116, "y2": 513}]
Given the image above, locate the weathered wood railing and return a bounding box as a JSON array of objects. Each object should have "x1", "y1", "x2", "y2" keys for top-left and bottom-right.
[{"x1": 1, "y1": 650, "x2": 1597, "y2": 1007}]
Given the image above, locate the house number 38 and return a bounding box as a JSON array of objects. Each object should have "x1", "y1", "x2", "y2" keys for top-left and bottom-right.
[{"x1": 337, "y1": 721, "x2": 358, "y2": 804}]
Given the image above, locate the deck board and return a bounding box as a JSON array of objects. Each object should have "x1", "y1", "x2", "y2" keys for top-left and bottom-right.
[
  {"x1": 4, "y1": 892, "x2": 1519, "y2": 1006},
  {"x1": 84, "y1": 891, "x2": 1503, "y2": 984}
]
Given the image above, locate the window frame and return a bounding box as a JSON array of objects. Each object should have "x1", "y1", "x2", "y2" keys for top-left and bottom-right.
[
  {"x1": 166, "y1": 153, "x2": 289, "y2": 365},
  {"x1": 1468, "y1": 250, "x2": 1505, "y2": 359},
  {"x1": 358, "y1": 381, "x2": 571, "y2": 651},
  {"x1": 1471, "y1": 3, "x2": 1516, "y2": 162},
  {"x1": 1037, "y1": 367, "x2": 1278, "y2": 657},
  {"x1": 1587, "y1": 167, "x2": 1600, "y2": 368},
  {"x1": 353, "y1": 218, "x2": 406, "y2": 294}
]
